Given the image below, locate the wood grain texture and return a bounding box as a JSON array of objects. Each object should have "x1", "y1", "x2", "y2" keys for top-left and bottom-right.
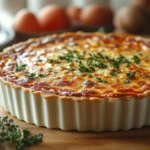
[{"x1": 0, "y1": 105, "x2": 150, "y2": 150}]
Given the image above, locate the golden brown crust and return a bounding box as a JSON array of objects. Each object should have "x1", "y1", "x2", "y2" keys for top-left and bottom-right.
[{"x1": 1, "y1": 32, "x2": 150, "y2": 100}]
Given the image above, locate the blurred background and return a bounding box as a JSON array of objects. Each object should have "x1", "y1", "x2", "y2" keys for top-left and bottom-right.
[
  {"x1": 0, "y1": 0, "x2": 150, "y2": 50},
  {"x1": 0, "y1": 0, "x2": 130, "y2": 28}
]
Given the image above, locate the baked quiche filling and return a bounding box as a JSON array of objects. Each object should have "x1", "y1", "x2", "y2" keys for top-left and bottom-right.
[{"x1": 0, "y1": 32, "x2": 150, "y2": 98}]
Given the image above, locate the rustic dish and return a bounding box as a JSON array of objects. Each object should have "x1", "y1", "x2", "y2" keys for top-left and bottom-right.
[{"x1": 0, "y1": 32, "x2": 150, "y2": 131}]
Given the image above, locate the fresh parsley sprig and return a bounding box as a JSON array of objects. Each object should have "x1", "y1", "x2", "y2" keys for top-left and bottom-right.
[{"x1": 0, "y1": 116, "x2": 43, "y2": 150}]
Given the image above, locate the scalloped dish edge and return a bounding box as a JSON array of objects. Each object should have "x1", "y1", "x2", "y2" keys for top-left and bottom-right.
[
  {"x1": 0, "y1": 32, "x2": 150, "y2": 131},
  {"x1": 0, "y1": 78, "x2": 150, "y2": 131}
]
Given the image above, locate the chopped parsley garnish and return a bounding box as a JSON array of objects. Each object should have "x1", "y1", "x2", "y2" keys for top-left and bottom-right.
[
  {"x1": 110, "y1": 55, "x2": 131, "y2": 68},
  {"x1": 88, "y1": 53, "x2": 97, "y2": 60},
  {"x1": 89, "y1": 52, "x2": 108, "y2": 60},
  {"x1": 28, "y1": 73, "x2": 37, "y2": 79},
  {"x1": 87, "y1": 53, "x2": 107, "y2": 69},
  {"x1": 59, "y1": 55, "x2": 73, "y2": 62},
  {"x1": 68, "y1": 66, "x2": 76, "y2": 71},
  {"x1": 132, "y1": 55, "x2": 140, "y2": 64},
  {"x1": 96, "y1": 77, "x2": 108, "y2": 83},
  {"x1": 76, "y1": 54, "x2": 84, "y2": 59},
  {"x1": 88, "y1": 53, "x2": 109, "y2": 61},
  {"x1": 78, "y1": 61, "x2": 95, "y2": 73},
  {"x1": 28, "y1": 73, "x2": 45, "y2": 79},
  {"x1": 126, "y1": 71, "x2": 136, "y2": 79},
  {"x1": 94, "y1": 62, "x2": 107, "y2": 68},
  {"x1": 110, "y1": 69, "x2": 119, "y2": 76},
  {"x1": 15, "y1": 63, "x2": 27, "y2": 71},
  {"x1": 110, "y1": 59, "x2": 120, "y2": 68},
  {"x1": 78, "y1": 65, "x2": 94, "y2": 73},
  {"x1": 38, "y1": 73, "x2": 44, "y2": 77},
  {"x1": 44, "y1": 48, "x2": 141, "y2": 81},
  {"x1": 58, "y1": 50, "x2": 81, "y2": 62},
  {"x1": 49, "y1": 59, "x2": 59, "y2": 64},
  {"x1": 124, "y1": 71, "x2": 136, "y2": 84},
  {"x1": 37, "y1": 59, "x2": 43, "y2": 62}
]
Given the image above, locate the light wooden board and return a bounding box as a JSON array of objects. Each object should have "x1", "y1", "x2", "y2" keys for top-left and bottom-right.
[{"x1": 0, "y1": 105, "x2": 150, "y2": 150}]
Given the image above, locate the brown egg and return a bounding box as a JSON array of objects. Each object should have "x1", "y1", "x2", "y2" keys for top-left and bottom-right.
[
  {"x1": 79, "y1": 4, "x2": 113, "y2": 27},
  {"x1": 66, "y1": 5, "x2": 81, "y2": 25},
  {"x1": 38, "y1": 4, "x2": 71, "y2": 32},
  {"x1": 114, "y1": 5, "x2": 147, "y2": 33},
  {"x1": 132, "y1": 0, "x2": 150, "y2": 9},
  {"x1": 13, "y1": 9, "x2": 42, "y2": 33}
]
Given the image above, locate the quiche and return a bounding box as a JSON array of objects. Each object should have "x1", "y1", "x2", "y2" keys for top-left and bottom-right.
[{"x1": 0, "y1": 32, "x2": 150, "y2": 131}]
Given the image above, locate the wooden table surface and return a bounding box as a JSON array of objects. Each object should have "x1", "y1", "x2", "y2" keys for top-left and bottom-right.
[{"x1": 0, "y1": 105, "x2": 150, "y2": 150}]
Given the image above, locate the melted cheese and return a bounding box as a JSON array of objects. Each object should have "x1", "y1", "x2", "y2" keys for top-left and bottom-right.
[{"x1": 1, "y1": 32, "x2": 150, "y2": 98}]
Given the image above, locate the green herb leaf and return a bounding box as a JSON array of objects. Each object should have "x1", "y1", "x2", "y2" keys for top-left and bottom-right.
[
  {"x1": 132, "y1": 55, "x2": 140, "y2": 64},
  {"x1": 96, "y1": 77, "x2": 108, "y2": 83},
  {"x1": 110, "y1": 69, "x2": 119, "y2": 76},
  {"x1": 78, "y1": 65, "x2": 95, "y2": 73},
  {"x1": 124, "y1": 71, "x2": 136, "y2": 84},
  {"x1": 110, "y1": 55, "x2": 131, "y2": 68},
  {"x1": 110, "y1": 59, "x2": 120, "y2": 68},
  {"x1": 37, "y1": 59, "x2": 43, "y2": 62},
  {"x1": 28, "y1": 73, "x2": 37, "y2": 79},
  {"x1": 94, "y1": 62, "x2": 107, "y2": 69},
  {"x1": 0, "y1": 116, "x2": 43, "y2": 150},
  {"x1": 38, "y1": 73, "x2": 45, "y2": 78},
  {"x1": 49, "y1": 59, "x2": 59, "y2": 64},
  {"x1": 126, "y1": 71, "x2": 136, "y2": 79},
  {"x1": 87, "y1": 53, "x2": 107, "y2": 69},
  {"x1": 59, "y1": 50, "x2": 75, "y2": 62},
  {"x1": 15, "y1": 64, "x2": 27, "y2": 71}
]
